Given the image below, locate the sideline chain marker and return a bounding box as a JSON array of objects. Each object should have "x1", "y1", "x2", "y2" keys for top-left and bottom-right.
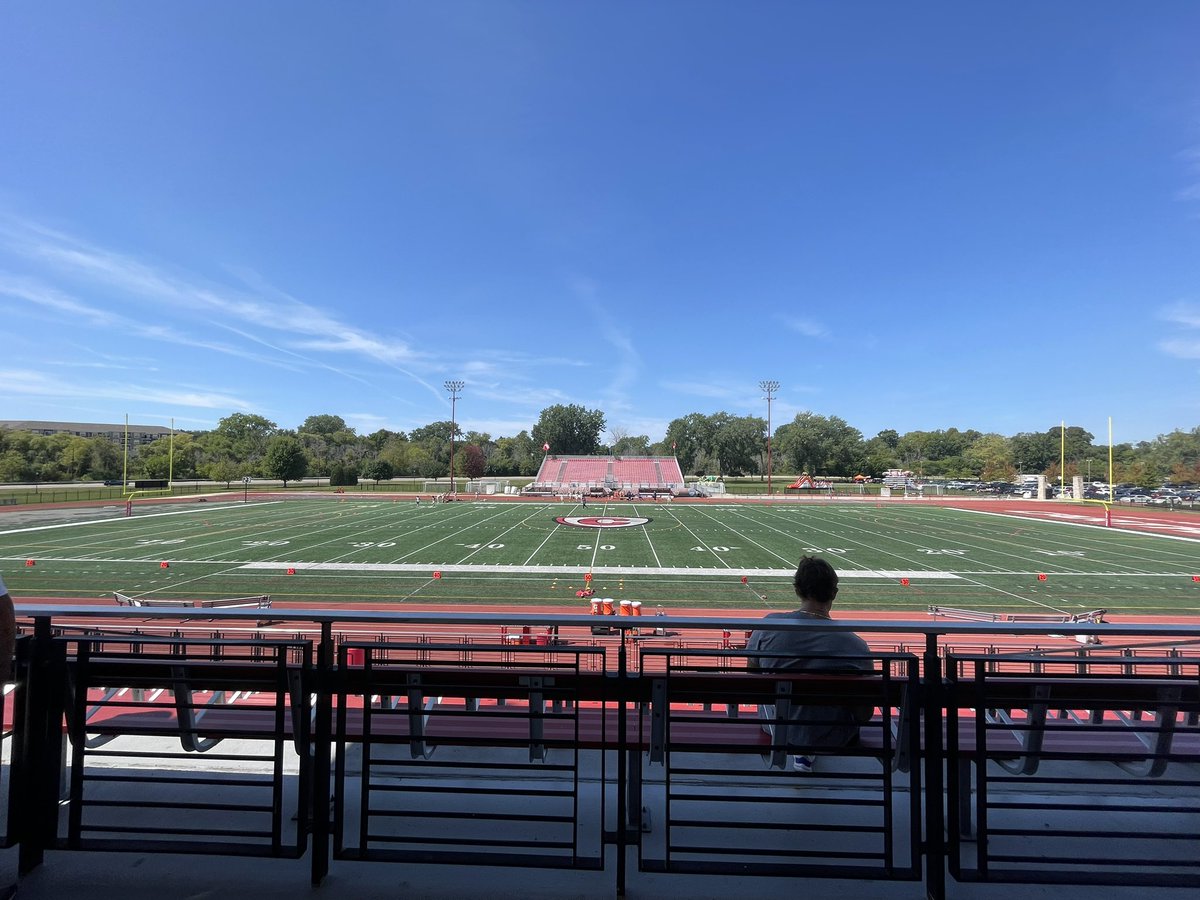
[
  {"x1": 1038, "y1": 573, "x2": 1048, "y2": 582},
  {"x1": 900, "y1": 578, "x2": 910, "y2": 587},
  {"x1": 160, "y1": 561, "x2": 169, "y2": 569},
  {"x1": 433, "y1": 571, "x2": 442, "y2": 580},
  {"x1": 25, "y1": 559, "x2": 34, "y2": 567}
]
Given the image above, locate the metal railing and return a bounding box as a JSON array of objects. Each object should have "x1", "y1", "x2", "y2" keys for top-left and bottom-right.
[{"x1": 4, "y1": 606, "x2": 1199, "y2": 898}]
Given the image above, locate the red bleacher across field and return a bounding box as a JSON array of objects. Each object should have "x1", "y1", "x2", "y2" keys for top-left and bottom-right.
[{"x1": 529, "y1": 454, "x2": 685, "y2": 494}]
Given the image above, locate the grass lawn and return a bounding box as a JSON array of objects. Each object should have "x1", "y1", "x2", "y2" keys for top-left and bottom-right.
[{"x1": 1, "y1": 496, "x2": 1198, "y2": 615}]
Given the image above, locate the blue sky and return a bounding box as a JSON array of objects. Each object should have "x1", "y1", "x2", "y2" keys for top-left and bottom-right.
[{"x1": 2, "y1": 2, "x2": 1199, "y2": 446}]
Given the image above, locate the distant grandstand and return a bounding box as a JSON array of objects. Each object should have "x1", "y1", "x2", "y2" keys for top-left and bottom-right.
[{"x1": 523, "y1": 455, "x2": 685, "y2": 498}]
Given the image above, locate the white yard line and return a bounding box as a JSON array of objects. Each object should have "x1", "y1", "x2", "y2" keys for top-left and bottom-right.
[
  {"x1": 657, "y1": 506, "x2": 735, "y2": 569},
  {"x1": 381, "y1": 504, "x2": 519, "y2": 563},
  {"x1": 642, "y1": 519, "x2": 663, "y2": 568},
  {"x1": 960, "y1": 506, "x2": 1200, "y2": 543},
  {"x1": 524, "y1": 520, "x2": 564, "y2": 565},
  {"x1": 234, "y1": 561, "x2": 964, "y2": 578},
  {"x1": 0, "y1": 501, "x2": 278, "y2": 537},
  {"x1": 690, "y1": 505, "x2": 795, "y2": 566},
  {"x1": 453, "y1": 504, "x2": 551, "y2": 565}
]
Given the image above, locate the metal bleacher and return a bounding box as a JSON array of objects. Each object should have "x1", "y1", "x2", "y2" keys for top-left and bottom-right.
[
  {"x1": 526, "y1": 455, "x2": 683, "y2": 496},
  {"x1": 3, "y1": 607, "x2": 1198, "y2": 899}
]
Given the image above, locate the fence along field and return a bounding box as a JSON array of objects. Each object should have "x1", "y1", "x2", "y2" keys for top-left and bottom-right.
[{"x1": 1, "y1": 495, "x2": 1198, "y2": 615}]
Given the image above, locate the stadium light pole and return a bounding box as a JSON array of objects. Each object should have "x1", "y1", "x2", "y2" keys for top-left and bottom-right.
[
  {"x1": 759, "y1": 380, "x2": 779, "y2": 498},
  {"x1": 444, "y1": 380, "x2": 465, "y2": 496}
]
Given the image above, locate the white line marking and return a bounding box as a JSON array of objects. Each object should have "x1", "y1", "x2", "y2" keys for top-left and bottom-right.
[{"x1": 234, "y1": 561, "x2": 963, "y2": 578}]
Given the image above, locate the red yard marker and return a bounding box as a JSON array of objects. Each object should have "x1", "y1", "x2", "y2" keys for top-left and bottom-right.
[
  {"x1": 584, "y1": 572, "x2": 593, "y2": 582},
  {"x1": 1037, "y1": 573, "x2": 1047, "y2": 582},
  {"x1": 433, "y1": 571, "x2": 442, "y2": 580},
  {"x1": 1193, "y1": 575, "x2": 1200, "y2": 583},
  {"x1": 740, "y1": 575, "x2": 748, "y2": 584},
  {"x1": 900, "y1": 578, "x2": 910, "y2": 587},
  {"x1": 286, "y1": 567, "x2": 296, "y2": 575},
  {"x1": 24, "y1": 558, "x2": 34, "y2": 567},
  {"x1": 160, "y1": 561, "x2": 169, "y2": 569}
]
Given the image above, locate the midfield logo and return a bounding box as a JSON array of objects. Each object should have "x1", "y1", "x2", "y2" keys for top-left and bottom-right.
[{"x1": 554, "y1": 516, "x2": 651, "y2": 529}]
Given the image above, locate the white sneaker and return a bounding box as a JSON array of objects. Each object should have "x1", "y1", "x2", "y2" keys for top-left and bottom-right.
[{"x1": 792, "y1": 755, "x2": 814, "y2": 773}]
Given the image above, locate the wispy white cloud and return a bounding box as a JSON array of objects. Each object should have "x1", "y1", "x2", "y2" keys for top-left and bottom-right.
[
  {"x1": 0, "y1": 215, "x2": 433, "y2": 385},
  {"x1": 0, "y1": 273, "x2": 119, "y2": 326},
  {"x1": 1176, "y1": 145, "x2": 1200, "y2": 203},
  {"x1": 0, "y1": 369, "x2": 255, "y2": 410},
  {"x1": 472, "y1": 382, "x2": 572, "y2": 409},
  {"x1": 0, "y1": 271, "x2": 305, "y2": 370},
  {"x1": 573, "y1": 281, "x2": 641, "y2": 416},
  {"x1": 1160, "y1": 301, "x2": 1200, "y2": 329},
  {"x1": 1158, "y1": 302, "x2": 1200, "y2": 358},
  {"x1": 1159, "y1": 338, "x2": 1200, "y2": 359},
  {"x1": 778, "y1": 315, "x2": 831, "y2": 339}
]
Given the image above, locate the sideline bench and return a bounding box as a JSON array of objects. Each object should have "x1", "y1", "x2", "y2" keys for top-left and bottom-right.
[{"x1": 114, "y1": 593, "x2": 271, "y2": 610}]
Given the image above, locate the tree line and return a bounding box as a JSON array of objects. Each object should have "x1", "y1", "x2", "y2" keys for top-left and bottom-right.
[{"x1": 2, "y1": 405, "x2": 1198, "y2": 489}]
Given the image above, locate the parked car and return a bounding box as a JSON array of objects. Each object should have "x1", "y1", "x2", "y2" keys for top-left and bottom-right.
[
  {"x1": 1149, "y1": 490, "x2": 1181, "y2": 506},
  {"x1": 1117, "y1": 491, "x2": 1152, "y2": 504}
]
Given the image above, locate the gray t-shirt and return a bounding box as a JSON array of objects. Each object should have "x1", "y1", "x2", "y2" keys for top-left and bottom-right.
[{"x1": 747, "y1": 610, "x2": 873, "y2": 749}]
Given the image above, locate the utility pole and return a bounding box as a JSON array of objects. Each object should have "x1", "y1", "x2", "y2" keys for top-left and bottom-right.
[
  {"x1": 759, "y1": 380, "x2": 780, "y2": 498},
  {"x1": 444, "y1": 380, "x2": 465, "y2": 496}
]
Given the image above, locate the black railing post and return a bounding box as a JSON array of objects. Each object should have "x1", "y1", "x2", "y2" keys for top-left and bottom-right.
[
  {"x1": 3, "y1": 635, "x2": 34, "y2": 858},
  {"x1": 19, "y1": 616, "x2": 65, "y2": 876},
  {"x1": 311, "y1": 621, "x2": 334, "y2": 885},
  {"x1": 923, "y1": 630, "x2": 945, "y2": 900},
  {"x1": 615, "y1": 621, "x2": 629, "y2": 896}
]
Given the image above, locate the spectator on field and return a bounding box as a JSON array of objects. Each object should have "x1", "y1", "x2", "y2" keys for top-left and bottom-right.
[{"x1": 747, "y1": 556, "x2": 873, "y2": 773}]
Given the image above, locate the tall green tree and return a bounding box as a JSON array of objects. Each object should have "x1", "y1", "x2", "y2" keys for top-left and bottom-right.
[
  {"x1": 661, "y1": 413, "x2": 716, "y2": 474},
  {"x1": 487, "y1": 431, "x2": 539, "y2": 477},
  {"x1": 206, "y1": 459, "x2": 241, "y2": 487},
  {"x1": 775, "y1": 413, "x2": 864, "y2": 476},
  {"x1": 263, "y1": 435, "x2": 308, "y2": 486},
  {"x1": 610, "y1": 431, "x2": 651, "y2": 456},
  {"x1": 299, "y1": 414, "x2": 350, "y2": 436},
  {"x1": 361, "y1": 458, "x2": 394, "y2": 484},
  {"x1": 531, "y1": 405, "x2": 606, "y2": 456},
  {"x1": 708, "y1": 413, "x2": 766, "y2": 476},
  {"x1": 964, "y1": 434, "x2": 1016, "y2": 481},
  {"x1": 215, "y1": 413, "x2": 278, "y2": 468},
  {"x1": 862, "y1": 432, "x2": 899, "y2": 476}
]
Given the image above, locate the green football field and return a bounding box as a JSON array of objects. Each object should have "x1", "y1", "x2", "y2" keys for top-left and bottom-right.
[{"x1": 1, "y1": 496, "x2": 1198, "y2": 615}]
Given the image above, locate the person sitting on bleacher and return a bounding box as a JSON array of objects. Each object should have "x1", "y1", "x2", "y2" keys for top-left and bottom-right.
[{"x1": 747, "y1": 556, "x2": 873, "y2": 773}]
